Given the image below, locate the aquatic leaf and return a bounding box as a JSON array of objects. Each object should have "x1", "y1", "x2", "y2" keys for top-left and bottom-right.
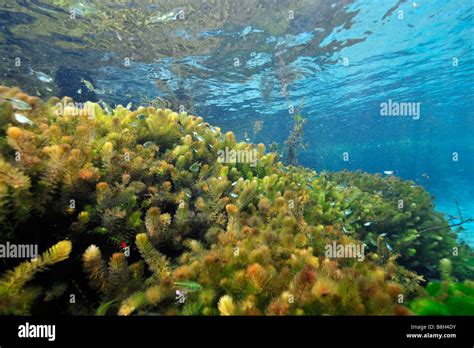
[{"x1": 96, "y1": 299, "x2": 117, "y2": 316}]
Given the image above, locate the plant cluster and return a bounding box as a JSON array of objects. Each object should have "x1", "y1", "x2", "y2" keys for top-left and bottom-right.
[{"x1": 0, "y1": 86, "x2": 472, "y2": 315}]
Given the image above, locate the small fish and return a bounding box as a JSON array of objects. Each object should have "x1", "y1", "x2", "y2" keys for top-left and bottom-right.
[
  {"x1": 253, "y1": 120, "x2": 263, "y2": 134},
  {"x1": 363, "y1": 222, "x2": 372, "y2": 227},
  {"x1": 342, "y1": 226, "x2": 350, "y2": 234},
  {"x1": 344, "y1": 209, "x2": 352, "y2": 216},
  {"x1": 148, "y1": 7, "x2": 183, "y2": 23},
  {"x1": 136, "y1": 114, "x2": 147, "y2": 120},
  {"x1": 126, "y1": 102, "x2": 132, "y2": 110},
  {"x1": 174, "y1": 280, "x2": 202, "y2": 292},
  {"x1": 116, "y1": 31, "x2": 122, "y2": 41},
  {"x1": 231, "y1": 181, "x2": 238, "y2": 187},
  {"x1": 207, "y1": 143, "x2": 214, "y2": 151},
  {"x1": 14, "y1": 113, "x2": 33, "y2": 125},
  {"x1": 192, "y1": 131, "x2": 204, "y2": 142},
  {"x1": 81, "y1": 79, "x2": 95, "y2": 92},
  {"x1": 29, "y1": 68, "x2": 53, "y2": 83},
  {"x1": 0, "y1": 97, "x2": 32, "y2": 110},
  {"x1": 244, "y1": 132, "x2": 251, "y2": 142},
  {"x1": 379, "y1": 233, "x2": 387, "y2": 237},
  {"x1": 143, "y1": 141, "x2": 156, "y2": 148},
  {"x1": 383, "y1": 170, "x2": 395, "y2": 175},
  {"x1": 46, "y1": 87, "x2": 53, "y2": 92},
  {"x1": 177, "y1": 120, "x2": 185, "y2": 132},
  {"x1": 386, "y1": 243, "x2": 393, "y2": 252},
  {"x1": 421, "y1": 173, "x2": 430, "y2": 180},
  {"x1": 230, "y1": 192, "x2": 238, "y2": 198},
  {"x1": 189, "y1": 162, "x2": 201, "y2": 172},
  {"x1": 32, "y1": 3, "x2": 60, "y2": 14},
  {"x1": 99, "y1": 100, "x2": 113, "y2": 114},
  {"x1": 241, "y1": 26, "x2": 252, "y2": 37},
  {"x1": 77, "y1": 88, "x2": 82, "y2": 95},
  {"x1": 330, "y1": 202, "x2": 336, "y2": 207}
]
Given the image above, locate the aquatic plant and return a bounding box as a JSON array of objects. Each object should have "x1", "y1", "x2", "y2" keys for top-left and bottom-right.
[
  {"x1": 285, "y1": 113, "x2": 307, "y2": 166},
  {"x1": 0, "y1": 86, "x2": 471, "y2": 316},
  {"x1": 409, "y1": 259, "x2": 474, "y2": 315},
  {"x1": 0, "y1": 240, "x2": 72, "y2": 315},
  {"x1": 322, "y1": 170, "x2": 473, "y2": 281}
]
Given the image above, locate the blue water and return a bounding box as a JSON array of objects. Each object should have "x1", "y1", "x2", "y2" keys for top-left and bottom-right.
[{"x1": 0, "y1": 0, "x2": 473, "y2": 244}]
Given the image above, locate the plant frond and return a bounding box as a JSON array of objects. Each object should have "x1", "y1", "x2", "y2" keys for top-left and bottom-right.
[{"x1": 135, "y1": 233, "x2": 169, "y2": 279}]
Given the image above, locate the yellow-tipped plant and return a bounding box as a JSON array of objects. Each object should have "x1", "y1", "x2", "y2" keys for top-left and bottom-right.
[{"x1": 0, "y1": 240, "x2": 72, "y2": 315}]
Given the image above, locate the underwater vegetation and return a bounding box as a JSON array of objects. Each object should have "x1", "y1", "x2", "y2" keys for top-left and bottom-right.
[
  {"x1": 0, "y1": 86, "x2": 472, "y2": 316},
  {"x1": 408, "y1": 259, "x2": 474, "y2": 315},
  {"x1": 324, "y1": 171, "x2": 474, "y2": 281},
  {"x1": 285, "y1": 113, "x2": 307, "y2": 166}
]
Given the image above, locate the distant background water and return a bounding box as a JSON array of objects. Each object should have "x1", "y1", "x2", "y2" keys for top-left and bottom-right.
[{"x1": 0, "y1": 0, "x2": 472, "y2": 245}]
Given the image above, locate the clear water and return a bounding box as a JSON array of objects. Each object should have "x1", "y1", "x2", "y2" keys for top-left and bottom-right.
[{"x1": 1, "y1": 0, "x2": 472, "y2": 244}]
